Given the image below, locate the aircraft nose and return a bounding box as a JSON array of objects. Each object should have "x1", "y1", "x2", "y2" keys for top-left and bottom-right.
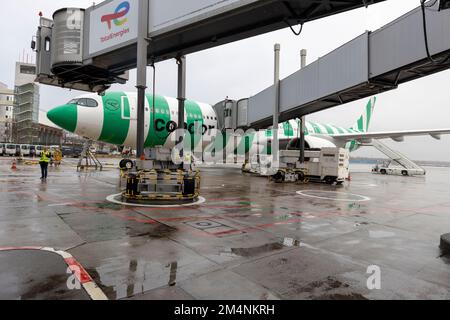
[{"x1": 47, "y1": 104, "x2": 77, "y2": 132}]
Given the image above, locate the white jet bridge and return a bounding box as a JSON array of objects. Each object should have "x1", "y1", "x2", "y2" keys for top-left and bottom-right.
[{"x1": 218, "y1": 1, "x2": 450, "y2": 130}]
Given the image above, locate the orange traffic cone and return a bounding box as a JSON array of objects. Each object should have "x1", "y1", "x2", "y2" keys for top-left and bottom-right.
[{"x1": 11, "y1": 160, "x2": 17, "y2": 170}]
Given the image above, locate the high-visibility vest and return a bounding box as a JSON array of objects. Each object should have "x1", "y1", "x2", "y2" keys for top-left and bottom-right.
[{"x1": 40, "y1": 152, "x2": 50, "y2": 163}]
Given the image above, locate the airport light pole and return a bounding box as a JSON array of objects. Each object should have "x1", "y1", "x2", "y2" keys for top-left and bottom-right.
[
  {"x1": 136, "y1": 0, "x2": 149, "y2": 162},
  {"x1": 299, "y1": 49, "x2": 307, "y2": 163}
]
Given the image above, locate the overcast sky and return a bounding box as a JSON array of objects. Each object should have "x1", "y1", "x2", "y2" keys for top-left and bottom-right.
[{"x1": 1, "y1": 0, "x2": 450, "y2": 161}]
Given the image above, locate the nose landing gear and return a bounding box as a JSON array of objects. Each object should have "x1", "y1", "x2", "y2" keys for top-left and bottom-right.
[{"x1": 119, "y1": 158, "x2": 134, "y2": 170}]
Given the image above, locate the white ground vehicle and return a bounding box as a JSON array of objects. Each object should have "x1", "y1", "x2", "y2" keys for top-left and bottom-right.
[
  {"x1": 0, "y1": 144, "x2": 5, "y2": 156},
  {"x1": 35, "y1": 145, "x2": 44, "y2": 156},
  {"x1": 369, "y1": 140, "x2": 426, "y2": 176},
  {"x1": 5, "y1": 144, "x2": 17, "y2": 156},
  {"x1": 243, "y1": 148, "x2": 350, "y2": 185},
  {"x1": 372, "y1": 160, "x2": 425, "y2": 176},
  {"x1": 20, "y1": 144, "x2": 31, "y2": 156},
  {"x1": 291, "y1": 148, "x2": 349, "y2": 184}
]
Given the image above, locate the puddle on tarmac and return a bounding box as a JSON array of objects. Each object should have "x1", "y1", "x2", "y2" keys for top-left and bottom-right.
[
  {"x1": 85, "y1": 267, "x2": 117, "y2": 299},
  {"x1": 93, "y1": 202, "x2": 123, "y2": 211},
  {"x1": 20, "y1": 274, "x2": 74, "y2": 300},
  {"x1": 354, "y1": 222, "x2": 369, "y2": 227},
  {"x1": 291, "y1": 276, "x2": 367, "y2": 300},
  {"x1": 136, "y1": 224, "x2": 177, "y2": 239},
  {"x1": 226, "y1": 237, "x2": 302, "y2": 258},
  {"x1": 167, "y1": 261, "x2": 178, "y2": 286},
  {"x1": 86, "y1": 259, "x2": 180, "y2": 300},
  {"x1": 314, "y1": 293, "x2": 367, "y2": 300},
  {"x1": 126, "y1": 260, "x2": 138, "y2": 298},
  {"x1": 230, "y1": 243, "x2": 284, "y2": 257}
]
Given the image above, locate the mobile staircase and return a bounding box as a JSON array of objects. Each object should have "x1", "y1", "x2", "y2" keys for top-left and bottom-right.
[
  {"x1": 77, "y1": 140, "x2": 103, "y2": 171},
  {"x1": 370, "y1": 139, "x2": 425, "y2": 176}
]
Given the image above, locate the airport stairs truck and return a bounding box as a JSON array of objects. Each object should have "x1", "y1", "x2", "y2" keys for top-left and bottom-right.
[{"x1": 370, "y1": 139, "x2": 425, "y2": 176}]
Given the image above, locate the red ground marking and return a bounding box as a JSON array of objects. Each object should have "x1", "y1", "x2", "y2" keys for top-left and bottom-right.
[{"x1": 64, "y1": 257, "x2": 93, "y2": 284}]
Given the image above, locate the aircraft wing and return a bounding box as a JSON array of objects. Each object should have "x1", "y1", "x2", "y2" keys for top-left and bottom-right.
[{"x1": 327, "y1": 128, "x2": 450, "y2": 143}]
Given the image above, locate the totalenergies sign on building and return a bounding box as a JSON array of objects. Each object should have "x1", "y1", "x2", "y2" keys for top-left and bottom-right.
[{"x1": 88, "y1": 0, "x2": 138, "y2": 56}]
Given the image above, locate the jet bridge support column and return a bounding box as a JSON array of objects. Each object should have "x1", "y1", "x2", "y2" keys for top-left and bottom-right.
[
  {"x1": 272, "y1": 44, "x2": 280, "y2": 172},
  {"x1": 136, "y1": 0, "x2": 149, "y2": 162},
  {"x1": 299, "y1": 49, "x2": 307, "y2": 163},
  {"x1": 176, "y1": 56, "x2": 186, "y2": 167},
  {"x1": 121, "y1": 4, "x2": 200, "y2": 205}
]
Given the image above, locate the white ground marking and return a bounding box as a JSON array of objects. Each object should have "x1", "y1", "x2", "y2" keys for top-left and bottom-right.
[
  {"x1": 106, "y1": 193, "x2": 206, "y2": 207},
  {"x1": 296, "y1": 190, "x2": 371, "y2": 202},
  {"x1": 0, "y1": 246, "x2": 107, "y2": 300},
  {"x1": 349, "y1": 183, "x2": 378, "y2": 187}
]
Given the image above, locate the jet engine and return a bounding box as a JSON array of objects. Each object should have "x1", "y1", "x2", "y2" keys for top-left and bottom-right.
[{"x1": 286, "y1": 135, "x2": 338, "y2": 150}]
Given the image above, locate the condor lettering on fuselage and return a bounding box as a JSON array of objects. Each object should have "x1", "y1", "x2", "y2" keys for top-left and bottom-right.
[{"x1": 154, "y1": 119, "x2": 214, "y2": 135}]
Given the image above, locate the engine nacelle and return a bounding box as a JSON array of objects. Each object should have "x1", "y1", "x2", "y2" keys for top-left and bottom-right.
[{"x1": 286, "y1": 135, "x2": 338, "y2": 150}]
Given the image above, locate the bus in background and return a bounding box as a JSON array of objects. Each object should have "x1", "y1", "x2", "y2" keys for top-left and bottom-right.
[
  {"x1": 20, "y1": 144, "x2": 31, "y2": 157},
  {"x1": 35, "y1": 145, "x2": 44, "y2": 156},
  {"x1": 5, "y1": 144, "x2": 16, "y2": 156}
]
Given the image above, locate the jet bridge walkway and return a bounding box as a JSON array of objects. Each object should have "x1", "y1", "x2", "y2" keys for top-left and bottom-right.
[
  {"x1": 235, "y1": 1, "x2": 450, "y2": 129},
  {"x1": 370, "y1": 139, "x2": 426, "y2": 175}
]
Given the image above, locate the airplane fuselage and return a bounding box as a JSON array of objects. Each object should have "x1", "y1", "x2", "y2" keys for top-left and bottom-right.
[{"x1": 47, "y1": 92, "x2": 365, "y2": 153}]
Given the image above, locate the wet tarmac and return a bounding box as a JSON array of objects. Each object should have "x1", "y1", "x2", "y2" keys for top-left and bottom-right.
[{"x1": 0, "y1": 157, "x2": 449, "y2": 300}]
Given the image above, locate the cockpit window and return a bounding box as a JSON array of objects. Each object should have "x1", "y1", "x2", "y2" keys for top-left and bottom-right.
[
  {"x1": 67, "y1": 98, "x2": 98, "y2": 107},
  {"x1": 77, "y1": 99, "x2": 88, "y2": 106},
  {"x1": 86, "y1": 99, "x2": 98, "y2": 107}
]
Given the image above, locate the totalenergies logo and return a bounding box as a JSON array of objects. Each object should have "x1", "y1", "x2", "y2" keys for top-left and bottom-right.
[{"x1": 101, "y1": 1, "x2": 130, "y2": 30}]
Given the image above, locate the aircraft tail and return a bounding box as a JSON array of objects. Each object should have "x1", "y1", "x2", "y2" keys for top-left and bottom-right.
[{"x1": 351, "y1": 97, "x2": 376, "y2": 132}]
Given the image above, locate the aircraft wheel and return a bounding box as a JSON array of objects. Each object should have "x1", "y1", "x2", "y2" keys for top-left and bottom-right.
[
  {"x1": 440, "y1": 233, "x2": 450, "y2": 256},
  {"x1": 120, "y1": 159, "x2": 134, "y2": 170},
  {"x1": 324, "y1": 176, "x2": 335, "y2": 185},
  {"x1": 272, "y1": 171, "x2": 285, "y2": 183}
]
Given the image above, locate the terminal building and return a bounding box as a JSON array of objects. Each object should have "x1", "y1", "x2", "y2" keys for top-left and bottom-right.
[
  {"x1": 2, "y1": 62, "x2": 63, "y2": 147},
  {"x1": 13, "y1": 62, "x2": 40, "y2": 144},
  {"x1": 0, "y1": 82, "x2": 14, "y2": 142}
]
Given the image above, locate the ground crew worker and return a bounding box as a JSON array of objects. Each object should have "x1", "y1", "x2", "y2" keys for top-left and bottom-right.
[{"x1": 39, "y1": 147, "x2": 51, "y2": 180}]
